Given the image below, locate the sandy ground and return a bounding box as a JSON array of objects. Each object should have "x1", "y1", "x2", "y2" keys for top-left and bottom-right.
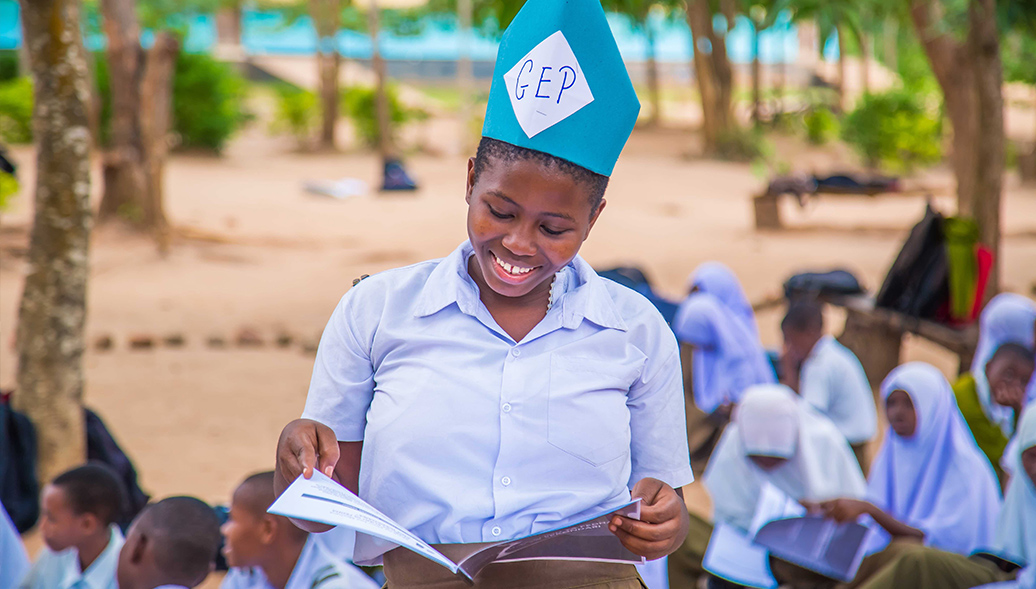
[{"x1": 2, "y1": 104, "x2": 1035, "y2": 583}]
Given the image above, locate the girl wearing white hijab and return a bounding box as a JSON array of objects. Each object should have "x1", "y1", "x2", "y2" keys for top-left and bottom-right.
[
  {"x1": 855, "y1": 406, "x2": 1036, "y2": 589},
  {"x1": 686, "y1": 262, "x2": 758, "y2": 338},
  {"x1": 703, "y1": 384, "x2": 867, "y2": 532},
  {"x1": 973, "y1": 294, "x2": 1036, "y2": 436},
  {"x1": 822, "y1": 363, "x2": 1001, "y2": 560},
  {"x1": 673, "y1": 293, "x2": 776, "y2": 415}
]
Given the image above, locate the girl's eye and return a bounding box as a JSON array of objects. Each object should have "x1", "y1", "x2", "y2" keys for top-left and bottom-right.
[
  {"x1": 541, "y1": 225, "x2": 566, "y2": 236},
  {"x1": 488, "y1": 205, "x2": 511, "y2": 220}
]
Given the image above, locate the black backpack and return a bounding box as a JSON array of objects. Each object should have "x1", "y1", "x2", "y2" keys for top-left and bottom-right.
[
  {"x1": 85, "y1": 408, "x2": 151, "y2": 529},
  {"x1": 0, "y1": 392, "x2": 40, "y2": 533},
  {"x1": 875, "y1": 203, "x2": 949, "y2": 320}
]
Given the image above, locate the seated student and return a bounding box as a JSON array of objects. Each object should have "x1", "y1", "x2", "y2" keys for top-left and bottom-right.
[
  {"x1": 117, "y1": 496, "x2": 223, "y2": 589},
  {"x1": 673, "y1": 292, "x2": 776, "y2": 442},
  {"x1": 1, "y1": 501, "x2": 29, "y2": 589},
  {"x1": 18, "y1": 463, "x2": 126, "y2": 589},
  {"x1": 955, "y1": 294, "x2": 1036, "y2": 476},
  {"x1": 780, "y1": 299, "x2": 877, "y2": 470},
  {"x1": 667, "y1": 385, "x2": 866, "y2": 589},
  {"x1": 852, "y1": 405, "x2": 1036, "y2": 589},
  {"x1": 818, "y1": 362, "x2": 1001, "y2": 580},
  {"x1": 685, "y1": 262, "x2": 758, "y2": 338},
  {"x1": 220, "y1": 472, "x2": 380, "y2": 589}
]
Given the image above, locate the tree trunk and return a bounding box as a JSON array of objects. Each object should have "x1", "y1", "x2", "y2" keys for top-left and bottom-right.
[
  {"x1": 311, "y1": 0, "x2": 341, "y2": 150},
  {"x1": 645, "y1": 17, "x2": 661, "y2": 127},
  {"x1": 98, "y1": 0, "x2": 147, "y2": 224},
  {"x1": 909, "y1": 0, "x2": 1004, "y2": 300},
  {"x1": 836, "y1": 24, "x2": 847, "y2": 112},
  {"x1": 859, "y1": 28, "x2": 871, "y2": 95},
  {"x1": 15, "y1": 0, "x2": 93, "y2": 486},
  {"x1": 368, "y1": 0, "x2": 397, "y2": 160},
  {"x1": 685, "y1": 0, "x2": 735, "y2": 154},
  {"x1": 751, "y1": 23, "x2": 761, "y2": 126},
  {"x1": 140, "y1": 33, "x2": 179, "y2": 255}
]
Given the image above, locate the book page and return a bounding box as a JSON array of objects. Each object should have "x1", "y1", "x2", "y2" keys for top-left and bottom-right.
[
  {"x1": 456, "y1": 500, "x2": 644, "y2": 579},
  {"x1": 268, "y1": 471, "x2": 460, "y2": 575},
  {"x1": 753, "y1": 515, "x2": 869, "y2": 582}
]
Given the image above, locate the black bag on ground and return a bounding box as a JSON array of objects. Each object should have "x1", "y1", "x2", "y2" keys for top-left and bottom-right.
[
  {"x1": 0, "y1": 392, "x2": 40, "y2": 533},
  {"x1": 85, "y1": 408, "x2": 151, "y2": 529},
  {"x1": 874, "y1": 203, "x2": 949, "y2": 320}
]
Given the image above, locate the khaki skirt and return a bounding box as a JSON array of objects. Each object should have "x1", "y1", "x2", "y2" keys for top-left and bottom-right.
[{"x1": 382, "y1": 543, "x2": 647, "y2": 589}]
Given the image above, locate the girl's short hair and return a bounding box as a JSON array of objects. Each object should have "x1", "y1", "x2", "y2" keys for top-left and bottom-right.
[{"x1": 472, "y1": 137, "x2": 609, "y2": 214}]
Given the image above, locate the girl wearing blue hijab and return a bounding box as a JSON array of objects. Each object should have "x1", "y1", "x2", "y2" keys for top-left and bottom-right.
[{"x1": 686, "y1": 262, "x2": 758, "y2": 338}]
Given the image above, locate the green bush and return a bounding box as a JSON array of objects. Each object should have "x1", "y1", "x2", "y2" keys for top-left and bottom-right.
[
  {"x1": 93, "y1": 53, "x2": 113, "y2": 146},
  {"x1": 803, "y1": 107, "x2": 839, "y2": 145},
  {"x1": 172, "y1": 53, "x2": 248, "y2": 152},
  {"x1": 841, "y1": 91, "x2": 942, "y2": 172},
  {"x1": 341, "y1": 85, "x2": 428, "y2": 149},
  {"x1": 0, "y1": 77, "x2": 34, "y2": 144},
  {"x1": 269, "y1": 86, "x2": 318, "y2": 146},
  {"x1": 0, "y1": 51, "x2": 20, "y2": 83}
]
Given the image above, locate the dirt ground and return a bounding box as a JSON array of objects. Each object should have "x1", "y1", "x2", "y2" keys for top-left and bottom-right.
[{"x1": 2, "y1": 106, "x2": 1035, "y2": 582}]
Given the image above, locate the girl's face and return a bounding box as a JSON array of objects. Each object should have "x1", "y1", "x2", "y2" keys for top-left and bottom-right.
[
  {"x1": 465, "y1": 156, "x2": 604, "y2": 300},
  {"x1": 885, "y1": 389, "x2": 917, "y2": 438}
]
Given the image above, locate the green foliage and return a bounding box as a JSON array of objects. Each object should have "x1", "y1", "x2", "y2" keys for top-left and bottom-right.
[
  {"x1": 802, "y1": 107, "x2": 839, "y2": 145},
  {"x1": 1003, "y1": 33, "x2": 1036, "y2": 85},
  {"x1": 269, "y1": 86, "x2": 318, "y2": 146},
  {"x1": 341, "y1": 85, "x2": 428, "y2": 149},
  {"x1": 172, "y1": 53, "x2": 249, "y2": 152},
  {"x1": 714, "y1": 126, "x2": 771, "y2": 162},
  {"x1": 0, "y1": 171, "x2": 18, "y2": 211},
  {"x1": 93, "y1": 53, "x2": 113, "y2": 146},
  {"x1": 0, "y1": 78, "x2": 34, "y2": 144},
  {"x1": 0, "y1": 51, "x2": 19, "y2": 83},
  {"x1": 841, "y1": 90, "x2": 942, "y2": 172}
]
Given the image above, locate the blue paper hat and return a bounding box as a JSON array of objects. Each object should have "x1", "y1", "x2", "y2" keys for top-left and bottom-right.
[{"x1": 481, "y1": 0, "x2": 640, "y2": 177}]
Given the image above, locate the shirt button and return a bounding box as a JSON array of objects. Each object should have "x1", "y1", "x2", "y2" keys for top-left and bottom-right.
[
  {"x1": 502, "y1": 403, "x2": 512, "y2": 413},
  {"x1": 510, "y1": 348, "x2": 521, "y2": 357},
  {"x1": 501, "y1": 476, "x2": 511, "y2": 486},
  {"x1": 491, "y1": 526, "x2": 502, "y2": 536}
]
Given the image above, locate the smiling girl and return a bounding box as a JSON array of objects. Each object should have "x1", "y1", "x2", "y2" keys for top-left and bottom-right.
[{"x1": 272, "y1": 1, "x2": 693, "y2": 587}]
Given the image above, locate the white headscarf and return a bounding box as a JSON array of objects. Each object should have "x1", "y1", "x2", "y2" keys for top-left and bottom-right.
[
  {"x1": 867, "y1": 363, "x2": 1001, "y2": 555},
  {"x1": 994, "y1": 406, "x2": 1036, "y2": 569},
  {"x1": 673, "y1": 293, "x2": 777, "y2": 414},
  {"x1": 704, "y1": 384, "x2": 867, "y2": 531},
  {"x1": 686, "y1": 262, "x2": 758, "y2": 338},
  {"x1": 972, "y1": 294, "x2": 1036, "y2": 436}
]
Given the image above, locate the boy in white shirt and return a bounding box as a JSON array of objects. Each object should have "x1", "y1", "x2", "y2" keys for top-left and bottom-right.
[
  {"x1": 116, "y1": 496, "x2": 223, "y2": 589},
  {"x1": 781, "y1": 299, "x2": 877, "y2": 470},
  {"x1": 18, "y1": 464, "x2": 125, "y2": 589},
  {"x1": 220, "y1": 472, "x2": 379, "y2": 589}
]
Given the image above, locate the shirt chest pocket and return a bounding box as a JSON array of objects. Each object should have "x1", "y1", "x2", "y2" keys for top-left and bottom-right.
[{"x1": 548, "y1": 354, "x2": 638, "y2": 467}]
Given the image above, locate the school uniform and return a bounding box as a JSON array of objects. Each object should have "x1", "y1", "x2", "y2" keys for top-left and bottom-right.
[
  {"x1": 17, "y1": 525, "x2": 123, "y2": 589},
  {"x1": 799, "y1": 335, "x2": 877, "y2": 449},
  {"x1": 673, "y1": 292, "x2": 776, "y2": 415},
  {"x1": 1, "y1": 502, "x2": 29, "y2": 589},
  {"x1": 221, "y1": 536, "x2": 380, "y2": 589},
  {"x1": 865, "y1": 363, "x2": 1001, "y2": 556},
  {"x1": 303, "y1": 242, "x2": 693, "y2": 573},
  {"x1": 853, "y1": 406, "x2": 1036, "y2": 589}
]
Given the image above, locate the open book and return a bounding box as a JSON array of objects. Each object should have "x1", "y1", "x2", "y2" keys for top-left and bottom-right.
[{"x1": 270, "y1": 471, "x2": 645, "y2": 581}]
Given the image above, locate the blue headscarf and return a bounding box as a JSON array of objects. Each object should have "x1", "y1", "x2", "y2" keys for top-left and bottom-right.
[
  {"x1": 673, "y1": 293, "x2": 776, "y2": 414},
  {"x1": 868, "y1": 363, "x2": 1002, "y2": 555},
  {"x1": 687, "y1": 262, "x2": 758, "y2": 338},
  {"x1": 972, "y1": 294, "x2": 1036, "y2": 437},
  {"x1": 994, "y1": 406, "x2": 1036, "y2": 574}
]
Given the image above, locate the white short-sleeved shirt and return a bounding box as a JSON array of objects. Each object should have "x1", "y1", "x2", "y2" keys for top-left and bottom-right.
[
  {"x1": 302, "y1": 242, "x2": 694, "y2": 563},
  {"x1": 1, "y1": 503, "x2": 29, "y2": 589},
  {"x1": 221, "y1": 536, "x2": 380, "y2": 589},
  {"x1": 799, "y1": 335, "x2": 877, "y2": 445},
  {"x1": 17, "y1": 525, "x2": 123, "y2": 589}
]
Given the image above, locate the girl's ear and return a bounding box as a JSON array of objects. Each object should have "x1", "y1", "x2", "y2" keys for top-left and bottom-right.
[
  {"x1": 465, "y1": 157, "x2": 477, "y2": 205},
  {"x1": 583, "y1": 198, "x2": 606, "y2": 241}
]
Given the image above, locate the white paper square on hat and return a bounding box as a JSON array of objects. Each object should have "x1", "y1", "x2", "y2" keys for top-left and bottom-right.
[{"x1": 502, "y1": 31, "x2": 595, "y2": 138}]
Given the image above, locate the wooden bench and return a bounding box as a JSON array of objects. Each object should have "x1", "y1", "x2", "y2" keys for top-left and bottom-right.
[
  {"x1": 752, "y1": 184, "x2": 946, "y2": 230},
  {"x1": 826, "y1": 294, "x2": 978, "y2": 390}
]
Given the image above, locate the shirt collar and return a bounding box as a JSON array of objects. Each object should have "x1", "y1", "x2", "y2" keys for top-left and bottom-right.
[
  {"x1": 414, "y1": 242, "x2": 626, "y2": 332},
  {"x1": 284, "y1": 537, "x2": 319, "y2": 589},
  {"x1": 60, "y1": 525, "x2": 124, "y2": 589}
]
